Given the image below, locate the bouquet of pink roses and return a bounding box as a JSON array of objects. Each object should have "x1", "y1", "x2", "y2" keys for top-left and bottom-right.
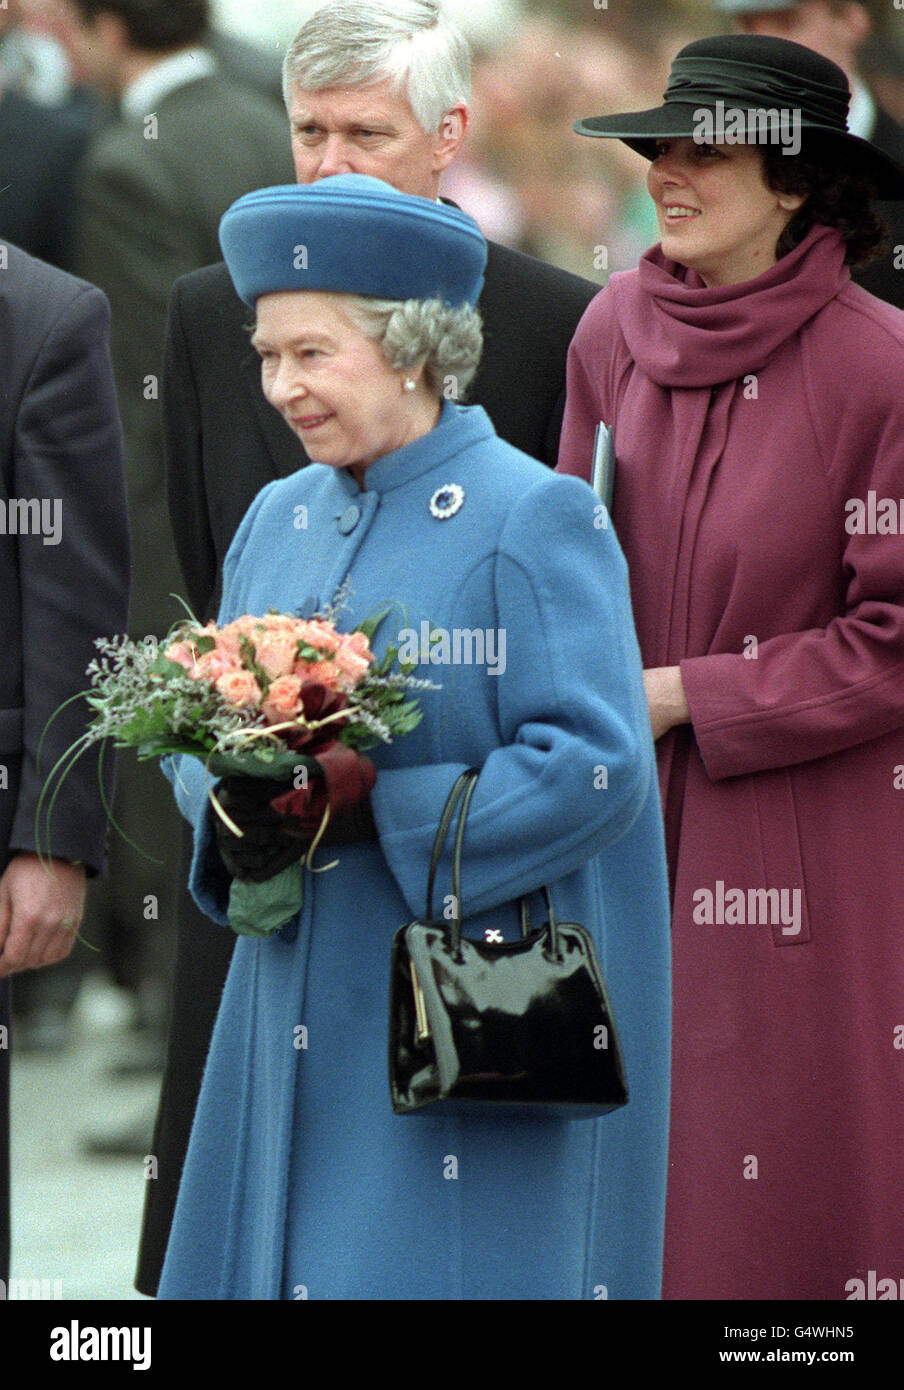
[{"x1": 39, "y1": 594, "x2": 436, "y2": 936}]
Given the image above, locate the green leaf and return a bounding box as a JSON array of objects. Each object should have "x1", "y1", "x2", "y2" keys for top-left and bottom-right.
[
  {"x1": 133, "y1": 739, "x2": 213, "y2": 760},
  {"x1": 227, "y1": 862, "x2": 305, "y2": 937},
  {"x1": 354, "y1": 604, "x2": 393, "y2": 643},
  {"x1": 238, "y1": 634, "x2": 270, "y2": 694},
  {"x1": 206, "y1": 748, "x2": 319, "y2": 781},
  {"x1": 149, "y1": 653, "x2": 197, "y2": 679}
]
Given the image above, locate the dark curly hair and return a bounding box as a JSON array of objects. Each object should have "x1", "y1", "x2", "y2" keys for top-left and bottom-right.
[
  {"x1": 71, "y1": 0, "x2": 209, "y2": 52},
  {"x1": 761, "y1": 135, "x2": 887, "y2": 266}
]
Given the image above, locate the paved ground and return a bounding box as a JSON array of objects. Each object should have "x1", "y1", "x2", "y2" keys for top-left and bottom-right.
[{"x1": 9, "y1": 972, "x2": 161, "y2": 1301}]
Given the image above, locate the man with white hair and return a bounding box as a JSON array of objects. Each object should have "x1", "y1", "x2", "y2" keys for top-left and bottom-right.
[
  {"x1": 135, "y1": 0, "x2": 598, "y2": 1297},
  {"x1": 164, "y1": 0, "x2": 598, "y2": 622}
]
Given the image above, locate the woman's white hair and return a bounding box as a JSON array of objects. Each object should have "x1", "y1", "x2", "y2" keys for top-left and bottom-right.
[
  {"x1": 282, "y1": 0, "x2": 471, "y2": 134},
  {"x1": 341, "y1": 295, "x2": 483, "y2": 399}
]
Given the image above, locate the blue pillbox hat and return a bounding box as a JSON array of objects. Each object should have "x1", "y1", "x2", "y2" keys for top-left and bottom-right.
[{"x1": 219, "y1": 174, "x2": 487, "y2": 308}]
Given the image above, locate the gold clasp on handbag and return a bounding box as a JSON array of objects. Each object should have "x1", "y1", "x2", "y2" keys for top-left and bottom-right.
[{"x1": 410, "y1": 962, "x2": 431, "y2": 1043}]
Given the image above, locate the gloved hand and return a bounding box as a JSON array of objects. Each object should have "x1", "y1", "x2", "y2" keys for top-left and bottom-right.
[
  {"x1": 213, "y1": 744, "x2": 378, "y2": 881},
  {"x1": 213, "y1": 776, "x2": 309, "y2": 883},
  {"x1": 270, "y1": 742, "x2": 377, "y2": 846}
]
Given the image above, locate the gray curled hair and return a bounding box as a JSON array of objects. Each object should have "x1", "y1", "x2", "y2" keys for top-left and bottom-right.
[{"x1": 341, "y1": 296, "x2": 483, "y2": 399}]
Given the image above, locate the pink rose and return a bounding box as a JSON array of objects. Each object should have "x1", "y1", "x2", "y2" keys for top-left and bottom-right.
[
  {"x1": 213, "y1": 630, "x2": 242, "y2": 663},
  {"x1": 300, "y1": 619, "x2": 341, "y2": 655},
  {"x1": 197, "y1": 648, "x2": 242, "y2": 681},
  {"x1": 263, "y1": 614, "x2": 302, "y2": 635},
  {"x1": 332, "y1": 648, "x2": 371, "y2": 690},
  {"x1": 261, "y1": 673, "x2": 303, "y2": 725},
  {"x1": 164, "y1": 640, "x2": 201, "y2": 674},
  {"x1": 323, "y1": 631, "x2": 373, "y2": 690},
  {"x1": 254, "y1": 632, "x2": 299, "y2": 680},
  {"x1": 343, "y1": 631, "x2": 373, "y2": 660},
  {"x1": 297, "y1": 659, "x2": 342, "y2": 687},
  {"x1": 215, "y1": 670, "x2": 263, "y2": 708},
  {"x1": 224, "y1": 615, "x2": 260, "y2": 639}
]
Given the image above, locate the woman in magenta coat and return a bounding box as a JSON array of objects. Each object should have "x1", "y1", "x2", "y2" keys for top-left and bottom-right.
[{"x1": 558, "y1": 34, "x2": 904, "y2": 1300}]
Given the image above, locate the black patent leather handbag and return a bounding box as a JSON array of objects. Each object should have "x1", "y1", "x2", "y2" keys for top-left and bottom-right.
[{"x1": 389, "y1": 769, "x2": 629, "y2": 1117}]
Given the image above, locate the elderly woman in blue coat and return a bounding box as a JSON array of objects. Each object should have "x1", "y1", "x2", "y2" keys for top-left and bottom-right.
[{"x1": 157, "y1": 175, "x2": 671, "y2": 1301}]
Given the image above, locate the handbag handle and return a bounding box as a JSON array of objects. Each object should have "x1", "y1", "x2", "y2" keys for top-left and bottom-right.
[
  {"x1": 425, "y1": 769, "x2": 561, "y2": 960},
  {"x1": 425, "y1": 769, "x2": 478, "y2": 922}
]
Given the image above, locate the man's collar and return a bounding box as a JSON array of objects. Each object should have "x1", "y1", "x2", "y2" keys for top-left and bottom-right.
[{"x1": 121, "y1": 47, "x2": 216, "y2": 122}]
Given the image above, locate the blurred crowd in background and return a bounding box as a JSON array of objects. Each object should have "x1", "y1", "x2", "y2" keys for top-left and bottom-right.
[
  {"x1": 6, "y1": 0, "x2": 904, "y2": 282},
  {"x1": 2, "y1": 0, "x2": 903, "y2": 1151}
]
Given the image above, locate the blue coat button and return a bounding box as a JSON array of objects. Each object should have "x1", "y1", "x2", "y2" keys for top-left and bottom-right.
[{"x1": 338, "y1": 504, "x2": 361, "y2": 535}]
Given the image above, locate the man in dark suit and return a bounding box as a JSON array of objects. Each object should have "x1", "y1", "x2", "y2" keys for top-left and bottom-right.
[
  {"x1": 135, "y1": 0, "x2": 598, "y2": 1294},
  {"x1": 0, "y1": 241, "x2": 130, "y2": 1282},
  {"x1": 0, "y1": 6, "x2": 92, "y2": 268},
  {"x1": 63, "y1": 0, "x2": 294, "y2": 1071},
  {"x1": 716, "y1": 0, "x2": 904, "y2": 307}
]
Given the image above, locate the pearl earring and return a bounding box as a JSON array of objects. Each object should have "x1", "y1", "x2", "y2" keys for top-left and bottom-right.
[{"x1": 403, "y1": 378, "x2": 416, "y2": 392}]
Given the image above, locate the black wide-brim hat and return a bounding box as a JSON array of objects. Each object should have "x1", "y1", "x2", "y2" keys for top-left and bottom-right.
[{"x1": 574, "y1": 35, "x2": 904, "y2": 198}]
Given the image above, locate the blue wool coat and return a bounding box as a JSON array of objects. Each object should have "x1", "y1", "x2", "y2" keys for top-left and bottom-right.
[{"x1": 157, "y1": 400, "x2": 671, "y2": 1300}]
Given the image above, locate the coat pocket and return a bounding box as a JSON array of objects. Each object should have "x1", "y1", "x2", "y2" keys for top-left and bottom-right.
[{"x1": 751, "y1": 766, "x2": 812, "y2": 946}]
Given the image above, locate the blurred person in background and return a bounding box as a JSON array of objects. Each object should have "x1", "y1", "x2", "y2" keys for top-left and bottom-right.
[
  {"x1": 0, "y1": 1, "x2": 94, "y2": 267},
  {"x1": 23, "y1": 0, "x2": 285, "y2": 110},
  {"x1": 716, "y1": 0, "x2": 904, "y2": 306},
  {"x1": 203, "y1": 25, "x2": 284, "y2": 107},
  {"x1": 860, "y1": 22, "x2": 904, "y2": 124},
  {"x1": 0, "y1": 0, "x2": 78, "y2": 106},
  {"x1": 559, "y1": 33, "x2": 904, "y2": 1299},
  {"x1": 29, "y1": 0, "x2": 293, "y2": 1137},
  {"x1": 0, "y1": 242, "x2": 130, "y2": 1289},
  {"x1": 447, "y1": 8, "x2": 711, "y2": 283},
  {"x1": 136, "y1": 0, "x2": 598, "y2": 1297}
]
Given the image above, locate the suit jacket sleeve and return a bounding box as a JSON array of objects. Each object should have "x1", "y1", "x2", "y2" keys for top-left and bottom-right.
[
  {"x1": 162, "y1": 278, "x2": 218, "y2": 621},
  {"x1": 10, "y1": 284, "x2": 130, "y2": 869},
  {"x1": 471, "y1": 241, "x2": 599, "y2": 469}
]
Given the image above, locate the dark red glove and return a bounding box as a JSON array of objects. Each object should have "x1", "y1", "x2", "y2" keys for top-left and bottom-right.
[{"x1": 270, "y1": 741, "x2": 377, "y2": 842}]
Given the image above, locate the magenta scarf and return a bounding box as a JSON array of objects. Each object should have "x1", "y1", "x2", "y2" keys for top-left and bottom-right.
[{"x1": 607, "y1": 224, "x2": 850, "y2": 388}]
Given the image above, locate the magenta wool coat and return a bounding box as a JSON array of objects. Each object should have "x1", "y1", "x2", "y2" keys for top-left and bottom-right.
[{"x1": 558, "y1": 224, "x2": 904, "y2": 1301}]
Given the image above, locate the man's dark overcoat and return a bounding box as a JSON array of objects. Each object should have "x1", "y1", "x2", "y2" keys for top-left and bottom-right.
[
  {"x1": 135, "y1": 238, "x2": 598, "y2": 1293},
  {"x1": 0, "y1": 246, "x2": 130, "y2": 1280},
  {"x1": 0, "y1": 90, "x2": 91, "y2": 270}
]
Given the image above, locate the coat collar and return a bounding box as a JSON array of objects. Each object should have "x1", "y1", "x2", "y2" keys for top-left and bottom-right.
[
  {"x1": 331, "y1": 399, "x2": 496, "y2": 497},
  {"x1": 608, "y1": 224, "x2": 849, "y2": 388}
]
